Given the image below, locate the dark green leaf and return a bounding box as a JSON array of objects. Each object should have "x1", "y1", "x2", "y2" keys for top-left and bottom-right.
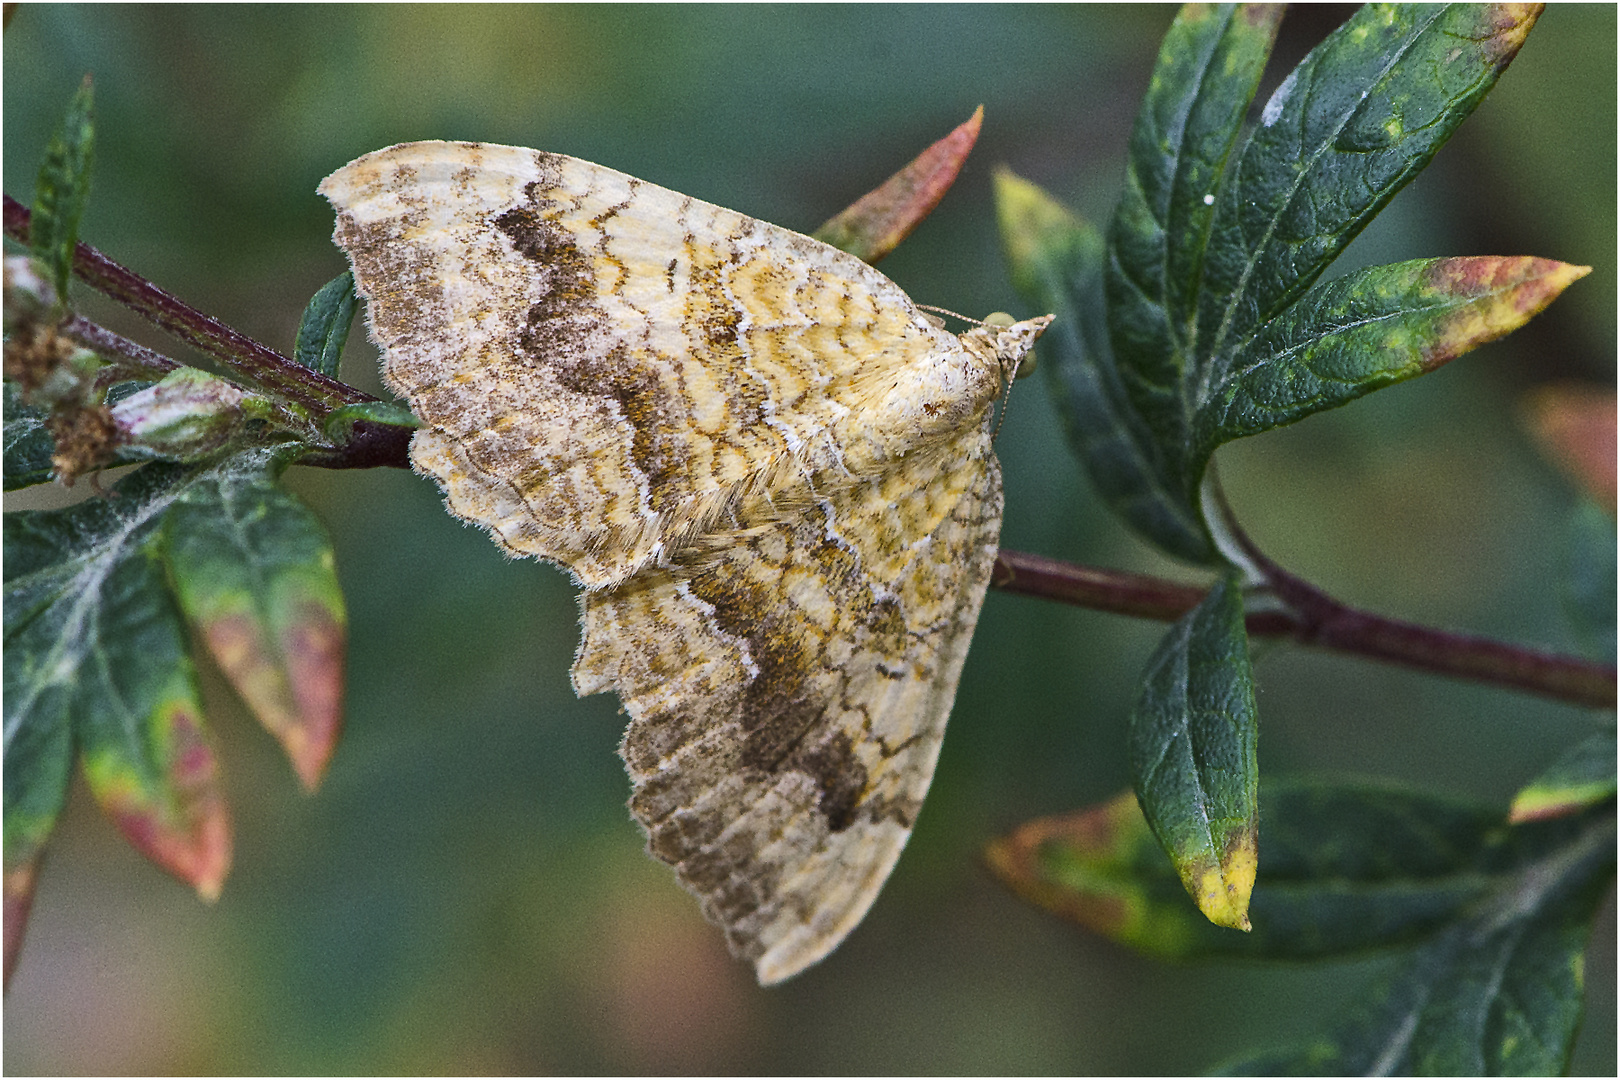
[
  {"x1": 995, "y1": 170, "x2": 1213, "y2": 563},
  {"x1": 1083, "y1": 4, "x2": 1544, "y2": 562},
  {"x1": 3, "y1": 383, "x2": 58, "y2": 491},
  {"x1": 293, "y1": 271, "x2": 358, "y2": 378},
  {"x1": 1, "y1": 642, "x2": 72, "y2": 872},
  {"x1": 322, "y1": 400, "x2": 419, "y2": 442},
  {"x1": 989, "y1": 780, "x2": 1542, "y2": 961},
  {"x1": 1510, "y1": 727, "x2": 1617, "y2": 825},
  {"x1": 1217, "y1": 806, "x2": 1616, "y2": 1076},
  {"x1": 1129, "y1": 572, "x2": 1257, "y2": 928},
  {"x1": 4, "y1": 461, "x2": 233, "y2": 897},
  {"x1": 30, "y1": 76, "x2": 95, "y2": 304},
  {"x1": 1561, "y1": 499, "x2": 1617, "y2": 659},
  {"x1": 1197, "y1": 4, "x2": 1540, "y2": 359},
  {"x1": 1106, "y1": 3, "x2": 1282, "y2": 507},
  {"x1": 161, "y1": 460, "x2": 347, "y2": 789},
  {"x1": 1197, "y1": 256, "x2": 1589, "y2": 456}
]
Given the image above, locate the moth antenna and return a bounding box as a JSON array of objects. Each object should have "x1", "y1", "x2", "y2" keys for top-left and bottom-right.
[
  {"x1": 993, "y1": 359, "x2": 1022, "y2": 441},
  {"x1": 916, "y1": 304, "x2": 982, "y2": 326}
]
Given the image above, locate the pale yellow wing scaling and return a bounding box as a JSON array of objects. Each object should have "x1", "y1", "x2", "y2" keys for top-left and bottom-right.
[
  {"x1": 574, "y1": 436, "x2": 1002, "y2": 983},
  {"x1": 320, "y1": 141, "x2": 1049, "y2": 983},
  {"x1": 320, "y1": 141, "x2": 965, "y2": 588}
]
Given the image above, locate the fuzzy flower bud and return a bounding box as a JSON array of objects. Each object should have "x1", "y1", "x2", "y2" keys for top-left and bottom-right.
[{"x1": 110, "y1": 367, "x2": 254, "y2": 461}]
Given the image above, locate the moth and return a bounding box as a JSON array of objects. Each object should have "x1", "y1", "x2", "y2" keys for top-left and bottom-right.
[{"x1": 321, "y1": 142, "x2": 1049, "y2": 983}]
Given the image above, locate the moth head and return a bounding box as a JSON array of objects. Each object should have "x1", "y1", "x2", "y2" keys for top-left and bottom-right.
[{"x1": 973, "y1": 312, "x2": 1053, "y2": 385}]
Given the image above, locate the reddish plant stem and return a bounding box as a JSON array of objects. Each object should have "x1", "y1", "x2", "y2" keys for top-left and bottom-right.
[
  {"x1": 5, "y1": 195, "x2": 367, "y2": 415},
  {"x1": 63, "y1": 314, "x2": 180, "y2": 381},
  {"x1": 991, "y1": 549, "x2": 1206, "y2": 620},
  {"x1": 992, "y1": 549, "x2": 1614, "y2": 709},
  {"x1": 5, "y1": 195, "x2": 411, "y2": 469},
  {"x1": 7, "y1": 196, "x2": 1610, "y2": 709}
]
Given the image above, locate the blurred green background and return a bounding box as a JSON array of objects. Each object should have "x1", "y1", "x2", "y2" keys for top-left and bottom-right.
[{"x1": 4, "y1": 4, "x2": 1613, "y2": 1074}]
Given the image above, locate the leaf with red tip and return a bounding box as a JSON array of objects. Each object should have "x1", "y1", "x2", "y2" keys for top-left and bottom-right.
[
  {"x1": 3, "y1": 461, "x2": 234, "y2": 899},
  {"x1": 1026, "y1": 3, "x2": 1550, "y2": 566},
  {"x1": 1197, "y1": 256, "x2": 1591, "y2": 458},
  {"x1": 812, "y1": 106, "x2": 981, "y2": 264},
  {"x1": 986, "y1": 789, "x2": 1206, "y2": 954},
  {"x1": 78, "y1": 661, "x2": 231, "y2": 901},
  {"x1": 1524, "y1": 384, "x2": 1617, "y2": 513},
  {"x1": 161, "y1": 464, "x2": 347, "y2": 790},
  {"x1": 4, "y1": 856, "x2": 41, "y2": 988}
]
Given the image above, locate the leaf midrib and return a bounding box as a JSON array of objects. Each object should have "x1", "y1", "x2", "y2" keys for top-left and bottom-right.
[{"x1": 1197, "y1": 7, "x2": 1445, "y2": 402}]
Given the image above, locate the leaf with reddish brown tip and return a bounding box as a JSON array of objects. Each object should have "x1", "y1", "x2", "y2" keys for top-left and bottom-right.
[
  {"x1": 79, "y1": 666, "x2": 232, "y2": 900},
  {"x1": 4, "y1": 856, "x2": 41, "y2": 988},
  {"x1": 990, "y1": 778, "x2": 1609, "y2": 972},
  {"x1": 3, "y1": 462, "x2": 235, "y2": 900},
  {"x1": 161, "y1": 464, "x2": 347, "y2": 790},
  {"x1": 812, "y1": 106, "x2": 982, "y2": 264},
  {"x1": 1524, "y1": 383, "x2": 1617, "y2": 513},
  {"x1": 986, "y1": 790, "x2": 1207, "y2": 955},
  {"x1": 1196, "y1": 257, "x2": 1590, "y2": 462}
]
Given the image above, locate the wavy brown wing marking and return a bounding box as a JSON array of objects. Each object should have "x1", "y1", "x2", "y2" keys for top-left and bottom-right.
[
  {"x1": 572, "y1": 433, "x2": 1004, "y2": 984},
  {"x1": 319, "y1": 141, "x2": 956, "y2": 588}
]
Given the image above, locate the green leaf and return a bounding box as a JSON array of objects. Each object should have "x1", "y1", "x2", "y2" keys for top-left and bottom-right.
[
  {"x1": 293, "y1": 271, "x2": 358, "y2": 378},
  {"x1": 1197, "y1": 256, "x2": 1590, "y2": 456},
  {"x1": 990, "y1": 779, "x2": 1594, "y2": 963},
  {"x1": 1510, "y1": 727, "x2": 1617, "y2": 825},
  {"x1": 322, "y1": 400, "x2": 420, "y2": 441},
  {"x1": 4, "y1": 462, "x2": 231, "y2": 899},
  {"x1": 1106, "y1": 3, "x2": 1282, "y2": 502},
  {"x1": 1217, "y1": 806, "x2": 1616, "y2": 1076},
  {"x1": 3, "y1": 382, "x2": 59, "y2": 491},
  {"x1": 30, "y1": 75, "x2": 95, "y2": 305},
  {"x1": 1129, "y1": 573, "x2": 1257, "y2": 928},
  {"x1": 1197, "y1": 3, "x2": 1540, "y2": 358},
  {"x1": 1087, "y1": 3, "x2": 1545, "y2": 561},
  {"x1": 1561, "y1": 499, "x2": 1617, "y2": 659},
  {"x1": 1, "y1": 617, "x2": 73, "y2": 871},
  {"x1": 995, "y1": 170, "x2": 1213, "y2": 563},
  {"x1": 161, "y1": 458, "x2": 347, "y2": 789}
]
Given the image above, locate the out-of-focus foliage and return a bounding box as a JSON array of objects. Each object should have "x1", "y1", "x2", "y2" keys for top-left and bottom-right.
[{"x1": 3, "y1": 5, "x2": 1612, "y2": 1075}]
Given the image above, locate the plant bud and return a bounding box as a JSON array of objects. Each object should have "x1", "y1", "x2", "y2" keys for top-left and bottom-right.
[
  {"x1": 2, "y1": 255, "x2": 57, "y2": 333},
  {"x1": 111, "y1": 367, "x2": 254, "y2": 461}
]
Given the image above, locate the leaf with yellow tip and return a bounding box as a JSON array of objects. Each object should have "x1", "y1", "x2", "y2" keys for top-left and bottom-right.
[
  {"x1": 994, "y1": 169, "x2": 1215, "y2": 563},
  {"x1": 989, "y1": 780, "x2": 1547, "y2": 962},
  {"x1": 1129, "y1": 574, "x2": 1258, "y2": 930},
  {"x1": 1509, "y1": 728, "x2": 1616, "y2": 824}
]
